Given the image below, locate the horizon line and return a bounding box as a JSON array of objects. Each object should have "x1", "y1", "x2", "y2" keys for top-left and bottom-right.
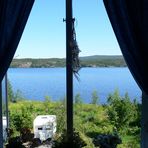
[{"x1": 14, "y1": 54, "x2": 123, "y2": 59}]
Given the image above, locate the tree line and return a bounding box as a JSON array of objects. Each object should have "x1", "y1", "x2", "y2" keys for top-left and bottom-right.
[{"x1": 10, "y1": 55, "x2": 126, "y2": 68}]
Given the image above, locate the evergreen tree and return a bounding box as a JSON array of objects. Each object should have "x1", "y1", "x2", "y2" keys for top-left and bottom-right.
[
  {"x1": 7, "y1": 80, "x2": 14, "y2": 102},
  {"x1": 90, "y1": 90, "x2": 99, "y2": 105},
  {"x1": 75, "y1": 93, "x2": 83, "y2": 104}
]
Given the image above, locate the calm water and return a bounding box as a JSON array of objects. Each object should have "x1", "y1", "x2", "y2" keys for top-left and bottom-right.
[{"x1": 8, "y1": 68, "x2": 141, "y2": 104}]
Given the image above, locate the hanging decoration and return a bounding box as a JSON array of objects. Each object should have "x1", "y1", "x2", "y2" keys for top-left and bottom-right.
[{"x1": 71, "y1": 20, "x2": 81, "y2": 79}]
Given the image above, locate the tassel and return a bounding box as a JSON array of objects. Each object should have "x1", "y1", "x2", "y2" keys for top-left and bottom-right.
[{"x1": 71, "y1": 22, "x2": 81, "y2": 79}]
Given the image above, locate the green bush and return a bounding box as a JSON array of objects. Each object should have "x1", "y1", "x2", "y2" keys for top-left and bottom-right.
[
  {"x1": 106, "y1": 90, "x2": 140, "y2": 135},
  {"x1": 7, "y1": 80, "x2": 14, "y2": 102},
  {"x1": 8, "y1": 89, "x2": 140, "y2": 146},
  {"x1": 9, "y1": 105, "x2": 33, "y2": 135},
  {"x1": 75, "y1": 93, "x2": 83, "y2": 104},
  {"x1": 90, "y1": 90, "x2": 99, "y2": 105},
  {"x1": 53, "y1": 130, "x2": 87, "y2": 148}
]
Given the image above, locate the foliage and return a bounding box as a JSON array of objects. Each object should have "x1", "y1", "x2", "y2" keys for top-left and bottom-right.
[
  {"x1": 93, "y1": 133, "x2": 122, "y2": 148},
  {"x1": 9, "y1": 100, "x2": 66, "y2": 137},
  {"x1": 13, "y1": 90, "x2": 25, "y2": 102},
  {"x1": 8, "y1": 89, "x2": 140, "y2": 147},
  {"x1": 43, "y1": 95, "x2": 51, "y2": 111},
  {"x1": 6, "y1": 136, "x2": 25, "y2": 148},
  {"x1": 106, "y1": 89, "x2": 140, "y2": 135},
  {"x1": 9, "y1": 105, "x2": 33, "y2": 133},
  {"x1": 75, "y1": 93, "x2": 83, "y2": 104},
  {"x1": 52, "y1": 130, "x2": 87, "y2": 148},
  {"x1": 8, "y1": 80, "x2": 25, "y2": 102},
  {"x1": 20, "y1": 127, "x2": 34, "y2": 142},
  {"x1": 7, "y1": 80, "x2": 14, "y2": 102},
  {"x1": 10, "y1": 55, "x2": 126, "y2": 68},
  {"x1": 90, "y1": 90, "x2": 99, "y2": 104},
  {"x1": 118, "y1": 135, "x2": 140, "y2": 148},
  {"x1": 44, "y1": 95, "x2": 51, "y2": 102}
]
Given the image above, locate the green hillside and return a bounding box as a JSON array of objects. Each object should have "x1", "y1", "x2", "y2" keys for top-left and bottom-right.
[
  {"x1": 80, "y1": 55, "x2": 126, "y2": 67},
  {"x1": 10, "y1": 55, "x2": 126, "y2": 68}
]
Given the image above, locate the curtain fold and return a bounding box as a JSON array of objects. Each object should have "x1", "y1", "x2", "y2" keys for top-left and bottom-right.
[
  {"x1": 103, "y1": 0, "x2": 148, "y2": 95},
  {"x1": 0, "y1": 0, "x2": 35, "y2": 82}
]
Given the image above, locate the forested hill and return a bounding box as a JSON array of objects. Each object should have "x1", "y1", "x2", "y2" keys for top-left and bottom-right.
[{"x1": 10, "y1": 55, "x2": 126, "y2": 68}]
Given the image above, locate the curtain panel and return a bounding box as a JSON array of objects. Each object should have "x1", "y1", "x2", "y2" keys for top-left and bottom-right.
[
  {"x1": 103, "y1": 0, "x2": 148, "y2": 95},
  {"x1": 0, "y1": 0, "x2": 35, "y2": 82}
]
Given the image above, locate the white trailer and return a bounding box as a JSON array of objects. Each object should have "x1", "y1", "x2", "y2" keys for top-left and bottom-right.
[{"x1": 33, "y1": 115, "x2": 56, "y2": 141}]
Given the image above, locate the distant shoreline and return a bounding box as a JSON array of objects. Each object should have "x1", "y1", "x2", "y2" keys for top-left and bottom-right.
[
  {"x1": 9, "y1": 66, "x2": 127, "y2": 69},
  {"x1": 10, "y1": 55, "x2": 126, "y2": 68}
]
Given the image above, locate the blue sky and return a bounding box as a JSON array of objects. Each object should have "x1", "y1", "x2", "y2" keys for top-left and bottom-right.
[{"x1": 15, "y1": 0, "x2": 121, "y2": 59}]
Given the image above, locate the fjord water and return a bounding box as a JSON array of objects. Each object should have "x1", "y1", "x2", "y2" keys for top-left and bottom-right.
[{"x1": 8, "y1": 68, "x2": 141, "y2": 104}]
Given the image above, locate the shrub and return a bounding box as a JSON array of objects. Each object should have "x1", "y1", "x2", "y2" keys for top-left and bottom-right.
[
  {"x1": 9, "y1": 105, "x2": 33, "y2": 135},
  {"x1": 7, "y1": 80, "x2": 14, "y2": 102},
  {"x1": 90, "y1": 90, "x2": 99, "y2": 105},
  {"x1": 75, "y1": 93, "x2": 83, "y2": 104},
  {"x1": 52, "y1": 130, "x2": 87, "y2": 148},
  {"x1": 106, "y1": 90, "x2": 140, "y2": 135},
  {"x1": 93, "y1": 133, "x2": 122, "y2": 148}
]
